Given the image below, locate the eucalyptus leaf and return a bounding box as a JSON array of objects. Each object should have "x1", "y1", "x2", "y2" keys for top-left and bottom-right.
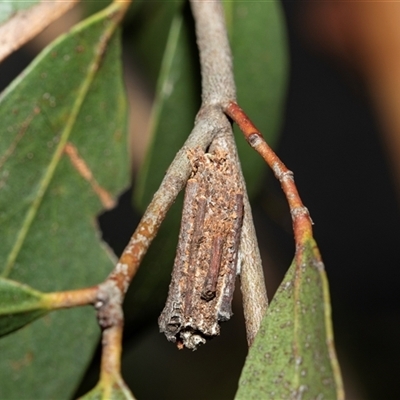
[
  {"x1": 0, "y1": 3, "x2": 128, "y2": 399},
  {"x1": 0, "y1": 277, "x2": 49, "y2": 336},
  {"x1": 236, "y1": 238, "x2": 344, "y2": 400}
]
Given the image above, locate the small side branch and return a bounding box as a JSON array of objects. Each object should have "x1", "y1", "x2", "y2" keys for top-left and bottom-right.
[
  {"x1": 225, "y1": 101, "x2": 314, "y2": 246},
  {"x1": 46, "y1": 286, "x2": 98, "y2": 309}
]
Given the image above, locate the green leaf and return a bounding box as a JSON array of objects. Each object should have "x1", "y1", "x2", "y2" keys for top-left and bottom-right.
[
  {"x1": 0, "y1": 277, "x2": 50, "y2": 336},
  {"x1": 225, "y1": 0, "x2": 289, "y2": 196},
  {"x1": 80, "y1": 376, "x2": 135, "y2": 400},
  {"x1": 0, "y1": 0, "x2": 39, "y2": 24},
  {"x1": 0, "y1": 3, "x2": 128, "y2": 399},
  {"x1": 236, "y1": 238, "x2": 344, "y2": 400}
]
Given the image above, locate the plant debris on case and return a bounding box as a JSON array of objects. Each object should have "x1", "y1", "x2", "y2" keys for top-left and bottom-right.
[{"x1": 159, "y1": 147, "x2": 244, "y2": 350}]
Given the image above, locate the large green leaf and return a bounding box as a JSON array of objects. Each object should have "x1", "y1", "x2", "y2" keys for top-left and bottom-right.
[
  {"x1": 0, "y1": 3, "x2": 128, "y2": 399},
  {"x1": 236, "y1": 238, "x2": 344, "y2": 399}
]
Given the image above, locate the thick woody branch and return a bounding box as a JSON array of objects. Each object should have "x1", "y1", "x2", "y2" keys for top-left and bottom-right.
[{"x1": 190, "y1": 0, "x2": 236, "y2": 106}]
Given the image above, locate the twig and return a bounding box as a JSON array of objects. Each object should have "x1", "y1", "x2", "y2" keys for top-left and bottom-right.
[
  {"x1": 99, "y1": 312, "x2": 123, "y2": 384},
  {"x1": 45, "y1": 286, "x2": 98, "y2": 309},
  {"x1": 225, "y1": 101, "x2": 314, "y2": 246}
]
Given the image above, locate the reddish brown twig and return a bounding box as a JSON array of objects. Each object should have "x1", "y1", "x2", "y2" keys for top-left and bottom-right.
[{"x1": 225, "y1": 101, "x2": 313, "y2": 246}]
